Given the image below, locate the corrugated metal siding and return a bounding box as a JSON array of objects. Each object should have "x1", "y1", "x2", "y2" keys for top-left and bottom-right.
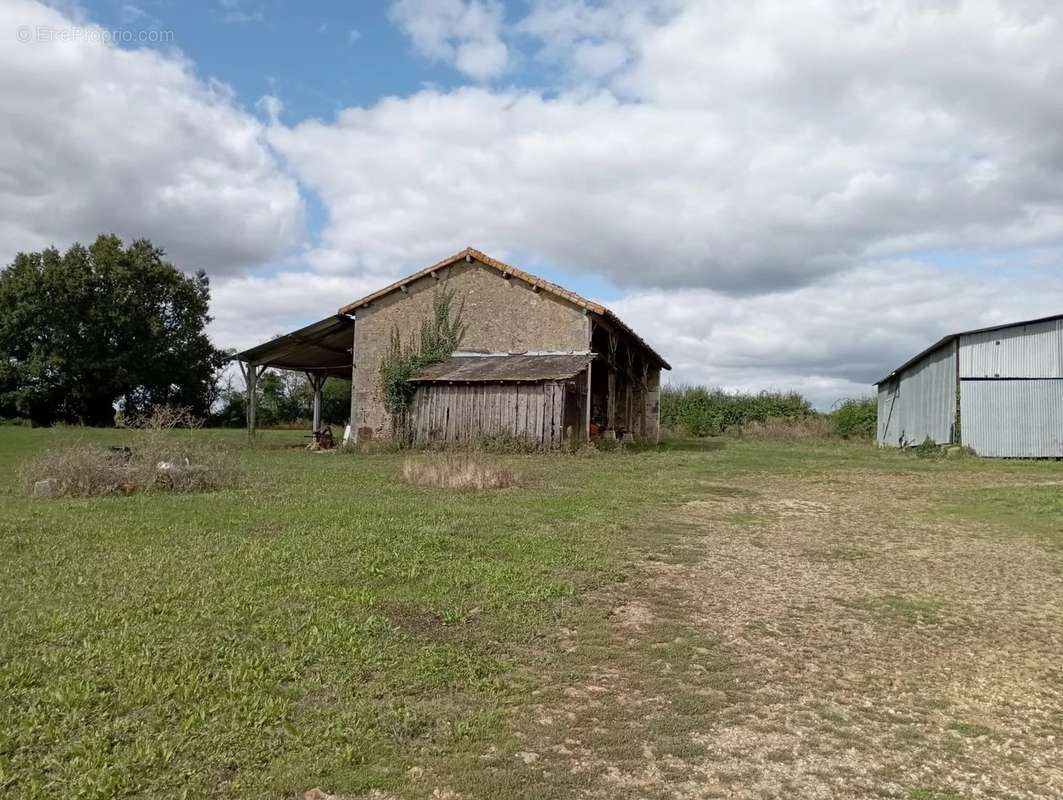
[
  {"x1": 959, "y1": 319, "x2": 1063, "y2": 378},
  {"x1": 876, "y1": 382, "x2": 896, "y2": 444},
  {"x1": 411, "y1": 381, "x2": 568, "y2": 449},
  {"x1": 960, "y1": 380, "x2": 1063, "y2": 457},
  {"x1": 877, "y1": 343, "x2": 957, "y2": 447}
]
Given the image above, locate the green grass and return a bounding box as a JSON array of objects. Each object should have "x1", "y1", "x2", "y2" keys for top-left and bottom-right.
[
  {"x1": 0, "y1": 426, "x2": 732, "y2": 798},
  {"x1": 2, "y1": 427, "x2": 1061, "y2": 799},
  {"x1": 949, "y1": 485, "x2": 1063, "y2": 550}
]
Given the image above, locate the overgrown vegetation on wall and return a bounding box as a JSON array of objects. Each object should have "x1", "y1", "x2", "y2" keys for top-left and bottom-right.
[{"x1": 379, "y1": 287, "x2": 467, "y2": 441}]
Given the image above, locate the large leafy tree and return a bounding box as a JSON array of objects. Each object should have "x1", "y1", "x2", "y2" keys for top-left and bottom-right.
[{"x1": 0, "y1": 235, "x2": 223, "y2": 426}]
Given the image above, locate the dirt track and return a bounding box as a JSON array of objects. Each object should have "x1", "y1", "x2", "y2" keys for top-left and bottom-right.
[{"x1": 506, "y1": 470, "x2": 1063, "y2": 799}]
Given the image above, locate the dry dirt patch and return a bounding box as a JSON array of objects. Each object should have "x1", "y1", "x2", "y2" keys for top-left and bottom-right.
[{"x1": 487, "y1": 469, "x2": 1063, "y2": 799}]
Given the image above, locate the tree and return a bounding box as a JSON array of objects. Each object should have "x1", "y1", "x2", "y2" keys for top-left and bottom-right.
[
  {"x1": 211, "y1": 373, "x2": 351, "y2": 428},
  {"x1": 0, "y1": 235, "x2": 223, "y2": 426}
]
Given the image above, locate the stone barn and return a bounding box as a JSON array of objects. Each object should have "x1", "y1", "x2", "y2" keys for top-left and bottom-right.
[{"x1": 236, "y1": 248, "x2": 670, "y2": 448}]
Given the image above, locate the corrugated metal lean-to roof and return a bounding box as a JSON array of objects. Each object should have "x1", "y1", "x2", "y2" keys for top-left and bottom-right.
[{"x1": 235, "y1": 314, "x2": 354, "y2": 377}]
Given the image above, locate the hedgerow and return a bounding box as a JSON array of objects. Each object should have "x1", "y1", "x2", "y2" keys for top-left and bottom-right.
[
  {"x1": 831, "y1": 397, "x2": 877, "y2": 439},
  {"x1": 660, "y1": 385, "x2": 814, "y2": 437}
]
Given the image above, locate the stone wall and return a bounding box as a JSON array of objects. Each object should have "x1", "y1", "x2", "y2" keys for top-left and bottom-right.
[{"x1": 352, "y1": 259, "x2": 590, "y2": 440}]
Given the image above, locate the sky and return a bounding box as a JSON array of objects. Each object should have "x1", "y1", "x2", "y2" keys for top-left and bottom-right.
[{"x1": 4, "y1": 0, "x2": 1063, "y2": 408}]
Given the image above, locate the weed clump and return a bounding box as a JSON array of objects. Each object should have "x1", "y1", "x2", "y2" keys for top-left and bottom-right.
[
  {"x1": 912, "y1": 436, "x2": 943, "y2": 459},
  {"x1": 21, "y1": 407, "x2": 238, "y2": 497},
  {"x1": 401, "y1": 455, "x2": 523, "y2": 491}
]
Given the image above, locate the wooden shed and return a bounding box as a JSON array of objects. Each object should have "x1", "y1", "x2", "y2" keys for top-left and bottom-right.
[{"x1": 408, "y1": 354, "x2": 592, "y2": 448}]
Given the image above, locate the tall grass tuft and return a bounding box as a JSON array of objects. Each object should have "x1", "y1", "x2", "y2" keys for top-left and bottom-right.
[
  {"x1": 401, "y1": 455, "x2": 523, "y2": 490},
  {"x1": 737, "y1": 416, "x2": 834, "y2": 441}
]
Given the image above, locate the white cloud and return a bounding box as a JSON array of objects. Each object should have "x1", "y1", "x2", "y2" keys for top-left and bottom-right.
[
  {"x1": 519, "y1": 0, "x2": 676, "y2": 82},
  {"x1": 218, "y1": 0, "x2": 263, "y2": 24},
  {"x1": 612, "y1": 260, "x2": 1063, "y2": 407},
  {"x1": 253, "y1": 0, "x2": 1063, "y2": 398},
  {"x1": 208, "y1": 270, "x2": 386, "y2": 353},
  {"x1": 256, "y1": 94, "x2": 283, "y2": 122},
  {"x1": 0, "y1": 0, "x2": 302, "y2": 274},
  {"x1": 12, "y1": 0, "x2": 1063, "y2": 405},
  {"x1": 389, "y1": 0, "x2": 510, "y2": 81},
  {"x1": 270, "y1": 0, "x2": 1063, "y2": 293}
]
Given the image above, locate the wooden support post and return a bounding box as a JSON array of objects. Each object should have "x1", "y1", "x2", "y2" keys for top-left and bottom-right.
[
  {"x1": 245, "y1": 364, "x2": 267, "y2": 440},
  {"x1": 348, "y1": 320, "x2": 357, "y2": 445},
  {"x1": 585, "y1": 361, "x2": 592, "y2": 441},
  {"x1": 306, "y1": 372, "x2": 326, "y2": 433},
  {"x1": 236, "y1": 360, "x2": 250, "y2": 439},
  {"x1": 313, "y1": 380, "x2": 323, "y2": 433},
  {"x1": 607, "y1": 370, "x2": 616, "y2": 430},
  {"x1": 249, "y1": 366, "x2": 257, "y2": 440}
]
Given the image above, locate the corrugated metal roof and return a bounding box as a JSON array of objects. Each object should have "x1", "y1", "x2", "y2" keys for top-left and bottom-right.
[
  {"x1": 875, "y1": 312, "x2": 1063, "y2": 384},
  {"x1": 235, "y1": 314, "x2": 353, "y2": 377},
  {"x1": 411, "y1": 354, "x2": 594, "y2": 383},
  {"x1": 337, "y1": 247, "x2": 671, "y2": 370}
]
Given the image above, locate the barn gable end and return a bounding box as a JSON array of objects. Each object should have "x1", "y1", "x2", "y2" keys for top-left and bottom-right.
[{"x1": 351, "y1": 256, "x2": 591, "y2": 440}]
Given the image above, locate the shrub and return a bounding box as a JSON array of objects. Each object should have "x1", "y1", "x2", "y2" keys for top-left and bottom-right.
[
  {"x1": 831, "y1": 397, "x2": 877, "y2": 439},
  {"x1": 400, "y1": 455, "x2": 523, "y2": 490},
  {"x1": 660, "y1": 384, "x2": 815, "y2": 437},
  {"x1": 21, "y1": 407, "x2": 238, "y2": 497}
]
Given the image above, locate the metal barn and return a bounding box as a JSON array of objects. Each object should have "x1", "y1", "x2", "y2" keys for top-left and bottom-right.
[{"x1": 876, "y1": 314, "x2": 1063, "y2": 457}]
